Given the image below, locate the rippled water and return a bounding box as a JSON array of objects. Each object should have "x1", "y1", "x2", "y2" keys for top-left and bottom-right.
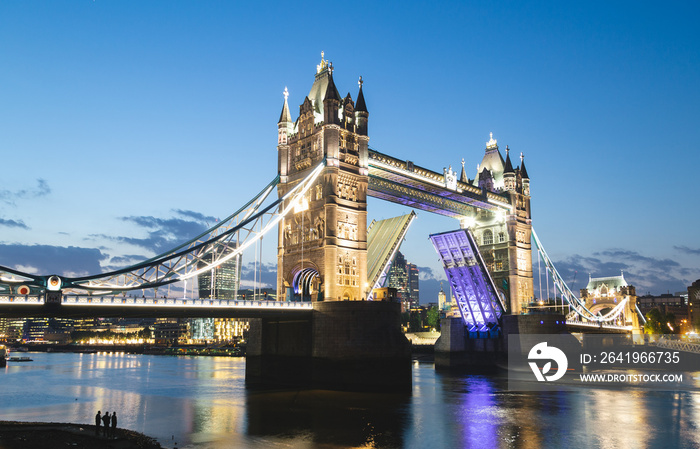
[{"x1": 1, "y1": 352, "x2": 699, "y2": 448}]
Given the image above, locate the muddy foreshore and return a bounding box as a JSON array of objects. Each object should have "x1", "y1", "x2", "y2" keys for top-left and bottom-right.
[{"x1": 0, "y1": 421, "x2": 163, "y2": 449}]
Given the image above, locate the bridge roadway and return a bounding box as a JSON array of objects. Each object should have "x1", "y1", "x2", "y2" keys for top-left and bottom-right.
[
  {"x1": 367, "y1": 148, "x2": 511, "y2": 217},
  {"x1": 565, "y1": 320, "x2": 633, "y2": 334},
  {"x1": 0, "y1": 295, "x2": 313, "y2": 319}
]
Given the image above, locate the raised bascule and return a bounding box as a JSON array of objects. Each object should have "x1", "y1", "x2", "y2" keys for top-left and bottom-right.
[{"x1": 0, "y1": 54, "x2": 644, "y2": 389}]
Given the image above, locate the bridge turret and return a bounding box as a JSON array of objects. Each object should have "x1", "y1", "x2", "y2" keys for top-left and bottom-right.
[
  {"x1": 519, "y1": 153, "x2": 530, "y2": 196},
  {"x1": 277, "y1": 87, "x2": 294, "y2": 179},
  {"x1": 354, "y1": 76, "x2": 368, "y2": 136},
  {"x1": 503, "y1": 146, "x2": 516, "y2": 192},
  {"x1": 278, "y1": 87, "x2": 293, "y2": 144},
  {"x1": 477, "y1": 167, "x2": 494, "y2": 191},
  {"x1": 474, "y1": 133, "x2": 506, "y2": 192},
  {"x1": 323, "y1": 64, "x2": 341, "y2": 126},
  {"x1": 459, "y1": 159, "x2": 469, "y2": 183}
]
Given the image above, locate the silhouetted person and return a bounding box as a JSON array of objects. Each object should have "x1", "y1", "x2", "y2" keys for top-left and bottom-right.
[
  {"x1": 95, "y1": 411, "x2": 101, "y2": 435},
  {"x1": 102, "y1": 411, "x2": 110, "y2": 437},
  {"x1": 111, "y1": 412, "x2": 117, "y2": 438}
]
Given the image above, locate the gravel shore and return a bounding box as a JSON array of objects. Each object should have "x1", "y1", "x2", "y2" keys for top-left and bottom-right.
[{"x1": 0, "y1": 421, "x2": 163, "y2": 449}]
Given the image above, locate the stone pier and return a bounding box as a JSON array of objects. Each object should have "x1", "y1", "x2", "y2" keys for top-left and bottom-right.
[
  {"x1": 434, "y1": 314, "x2": 569, "y2": 370},
  {"x1": 245, "y1": 301, "x2": 411, "y2": 392}
]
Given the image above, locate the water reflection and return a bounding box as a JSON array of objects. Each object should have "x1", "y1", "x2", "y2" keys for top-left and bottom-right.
[
  {"x1": 1, "y1": 353, "x2": 700, "y2": 448},
  {"x1": 245, "y1": 389, "x2": 409, "y2": 448}
]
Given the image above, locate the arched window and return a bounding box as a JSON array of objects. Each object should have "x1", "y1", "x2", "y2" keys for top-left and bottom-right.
[{"x1": 483, "y1": 230, "x2": 494, "y2": 245}]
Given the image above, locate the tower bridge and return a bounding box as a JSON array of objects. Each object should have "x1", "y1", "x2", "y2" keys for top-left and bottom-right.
[{"x1": 0, "y1": 54, "x2": 643, "y2": 388}]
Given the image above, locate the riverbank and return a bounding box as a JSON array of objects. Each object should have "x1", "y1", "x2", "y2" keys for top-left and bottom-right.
[
  {"x1": 6, "y1": 342, "x2": 244, "y2": 357},
  {"x1": 0, "y1": 421, "x2": 162, "y2": 449}
]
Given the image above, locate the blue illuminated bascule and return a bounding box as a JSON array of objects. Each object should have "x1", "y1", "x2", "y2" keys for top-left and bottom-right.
[{"x1": 430, "y1": 229, "x2": 505, "y2": 334}]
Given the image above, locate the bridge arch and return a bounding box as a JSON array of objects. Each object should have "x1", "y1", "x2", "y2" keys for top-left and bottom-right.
[{"x1": 291, "y1": 264, "x2": 321, "y2": 301}]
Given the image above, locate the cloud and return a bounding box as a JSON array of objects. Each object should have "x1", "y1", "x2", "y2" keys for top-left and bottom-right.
[
  {"x1": 550, "y1": 248, "x2": 693, "y2": 296},
  {"x1": 93, "y1": 209, "x2": 213, "y2": 254},
  {"x1": 0, "y1": 244, "x2": 108, "y2": 277},
  {"x1": 675, "y1": 246, "x2": 700, "y2": 256},
  {"x1": 593, "y1": 249, "x2": 680, "y2": 268},
  {"x1": 107, "y1": 254, "x2": 148, "y2": 266},
  {"x1": 240, "y1": 261, "x2": 276, "y2": 288},
  {"x1": 173, "y1": 209, "x2": 218, "y2": 224},
  {"x1": 417, "y1": 265, "x2": 442, "y2": 281},
  {"x1": 110, "y1": 254, "x2": 148, "y2": 264},
  {"x1": 0, "y1": 218, "x2": 29, "y2": 230},
  {"x1": 0, "y1": 179, "x2": 51, "y2": 205}
]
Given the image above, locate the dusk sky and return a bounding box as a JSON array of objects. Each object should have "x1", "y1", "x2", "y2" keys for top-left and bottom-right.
[{"x1": 1, "y1": 1, "x2": 699, "y2": 302}]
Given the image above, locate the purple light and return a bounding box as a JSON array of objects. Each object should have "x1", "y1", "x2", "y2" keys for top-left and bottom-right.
[{"x1": 429, "y1": 229, "x2": 504, "y2": 333}]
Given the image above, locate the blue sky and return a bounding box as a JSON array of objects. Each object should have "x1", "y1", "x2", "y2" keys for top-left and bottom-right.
[{"x1": 1, "y1": 1, "x2": 699, "y2": 301}]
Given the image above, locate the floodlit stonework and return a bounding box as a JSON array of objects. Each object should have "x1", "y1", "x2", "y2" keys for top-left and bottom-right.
[{"x1": 277, "y1": 54, "x2": 369, "y2": 302}]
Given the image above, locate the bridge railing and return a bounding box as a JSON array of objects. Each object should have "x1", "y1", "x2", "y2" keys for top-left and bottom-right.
[
  {"x1": 0, "y1": 294, "x2": 314, "y2": 310},
  {"x1": 0, "y1": 295, "x2": 43, "y2": 304},
  {"x1": 565, "y1": 319, "x2": 634, "y2": 331},
  {"x1": 653, "y1": 336, "x2": 700, "y2": 354}
]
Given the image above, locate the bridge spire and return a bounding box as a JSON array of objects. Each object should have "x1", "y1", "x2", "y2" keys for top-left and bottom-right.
[
  {"x1": 355, "y1": 76, "x2": 368, "y2": 135},
  {"x1": 278, "y1": 87, "x2": 292, "y2": 125},
  {"x1": 323, "y1": 64, "x2": 341, "y2": 124},
  {"x1": 459, "y1": 158, "x2": 468, "y2": 183},
  {"x1": 504, "y1": 146, "x2": 514, "y2": 174},
  {"x1": 503, "y1": 147, "x2": 516, "y2": 191},
  {"x1": 355, "y1": 76, "x2": 367, "y2": 112},
  {"x1": 519, "y1": 153, "x2": 529, "y2": 179},
  {"x1": 278, "y1": 87, "x2": 293, "y2": 148}
]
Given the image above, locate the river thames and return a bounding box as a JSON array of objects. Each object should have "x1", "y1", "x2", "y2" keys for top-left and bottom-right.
[{"x1": 1, "y1": 351, "x2": 699, "y2": 448}]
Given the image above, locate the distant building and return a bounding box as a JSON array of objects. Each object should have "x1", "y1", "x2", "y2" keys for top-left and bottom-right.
[
  {"x1": 372, "y1": 287, "x2": 397, "y2": 302},
  {"x1": 23, "y1": 318, "x2": 49, "y2": 342},
  {"x1": 687, "y1": 279, "x2": 700, "y2": 332},
  {"x1": 153, "y1": 318, "x2": 189, "y2": 344},
  {"x1": 0, "y1": 318, "x2": 24, "y2": 342},
  {"x1": 437, "y1": 282, "x2": 459, "y2": 318},
  {"x1": 438, "y1": 283, "x2": 446, "y2": 311},
  {"x1": 579, "y1": 273, "x2": 640, "y2": 330},
  {"x1": 190, "y1": 318, "x2": 215, "y2": 342},
  {"x1": 388, "y1": 251, "x2": 410, "y2": 312},
  {"x1": 213, "y1": 318, "x2": 249, "y2": 341},
  {"x1": 387, "y1": 252, "x2": 421, "y2": 310},
  {"x1": 407, "y1": 263, "x2": 420, "y2": 308},
  {"x1": 638, "y1": 292, "x2": 691, "y2": 334},
  {"x1": 72, "y1": 318, "x2": 99, "y2": 332},
  {"x1": 197, "y1": 245, "x2": 241, "y2": 300}
]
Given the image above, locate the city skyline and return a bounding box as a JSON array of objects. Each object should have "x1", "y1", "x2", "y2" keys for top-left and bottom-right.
[{"x1": 1, "y1": 2, "x2": 699, "y2": 302}]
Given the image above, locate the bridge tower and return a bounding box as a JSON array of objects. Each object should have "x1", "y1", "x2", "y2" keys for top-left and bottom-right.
[
  {"x1": 276, "y1": 54, "x2": 370, "y2": 302},
  {"x1": 470, "y1": 136, "x2": 533, "y2": 314}
]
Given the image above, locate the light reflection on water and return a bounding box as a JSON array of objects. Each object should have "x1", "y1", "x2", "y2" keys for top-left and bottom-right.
[{"x1": 1, "y1": 352, "x2": 699, "y2": 448}]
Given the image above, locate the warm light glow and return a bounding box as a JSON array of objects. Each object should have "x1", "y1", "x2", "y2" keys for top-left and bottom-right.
[
  {"x1": 294, "y1": 197, "x2": 309, "y2": 213},
  {"x1": 486, "y1": 132, "x2": 497, "y2": 148},
  {"x1": 460, "y1": 216, "x2": 476, "y2": 229}
]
